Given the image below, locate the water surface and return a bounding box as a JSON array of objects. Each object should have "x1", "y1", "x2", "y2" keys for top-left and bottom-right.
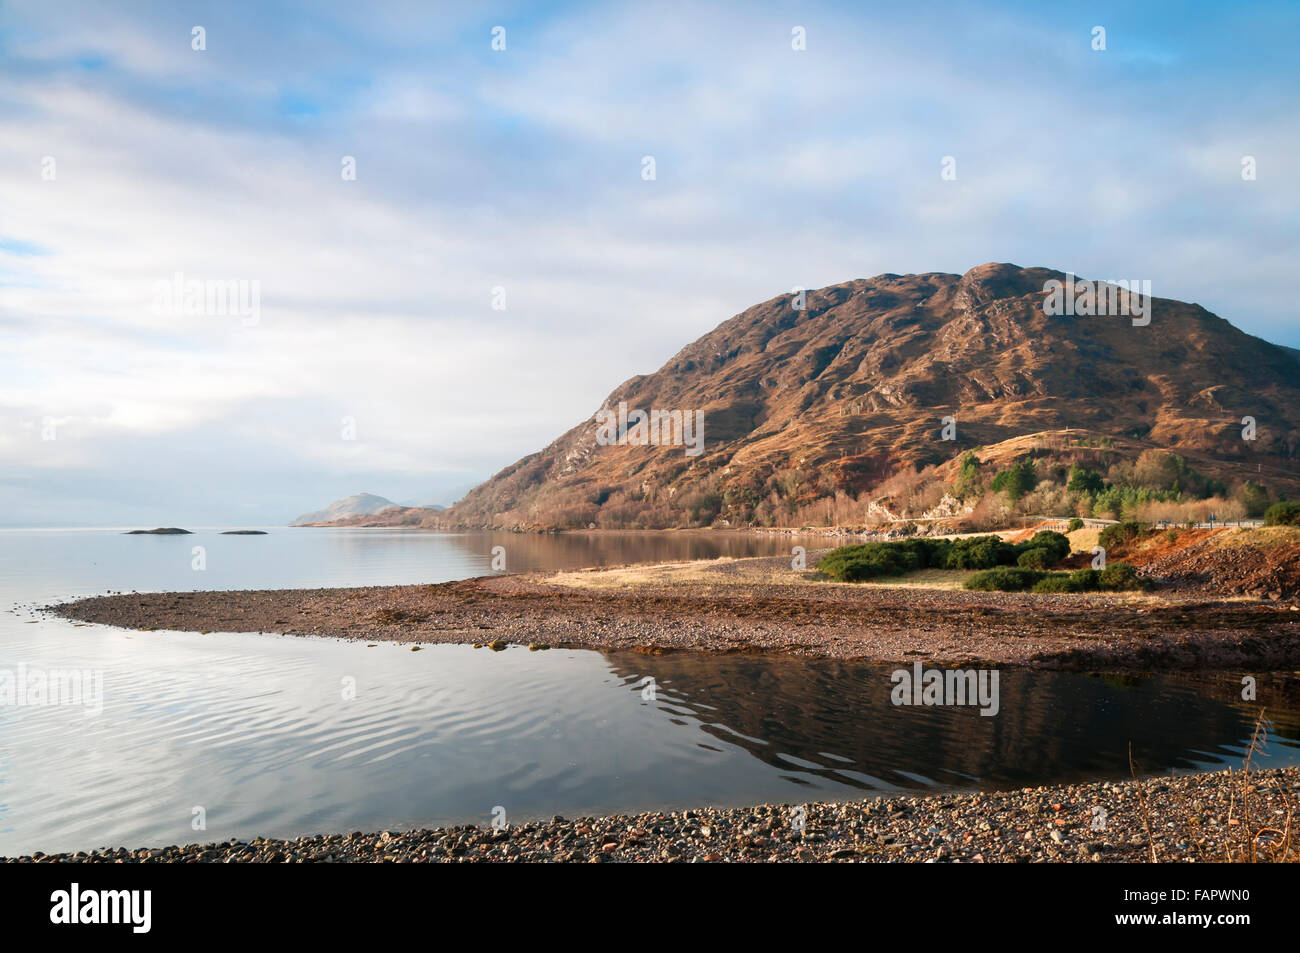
[{"x1": 1, "y1": 527, "x2": 1297, "y2": 855}]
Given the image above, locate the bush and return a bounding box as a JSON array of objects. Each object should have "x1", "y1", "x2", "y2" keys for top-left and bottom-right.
[
  {"x1": 964, "y1": 563, "x2": 1145, "y2": 594},
  {"x1": 1069, "y1": 568, "x2": 1101, "y2": 591},
  {"x1": 819, "y1": 547, "x2": 896, "y2": 582},
  {"x1": 818, "y1": 540, "x2": 931, "y2": 581},
  {"x1": 1098, "y1": 521, "x2": 1145, "y2": 550},
  {"x1": 1014, "y1": 530, "x2": 1071, "y2": 565},
  {"x1": 1017, "y1": 548, "x2": 1056, "y2": 570},
  {"x1": 821, "y1": 531, "x2": 1075, "y2": 587},
  {"x1": 1033, "y1": 575, "x2": 1083, "y2": 593},
  {"x1": 944, "y1": 535, "x2": 1017, "y2": 570},
  {"x1": 1263, "y1": 502, "x2": 1300, "y2": 527},
  {"x1": 1066, "y1": 518, "x2": 1084, "y2": 532},
  {"x1": 1098, "y1": 561, "x2": 1148, "y2": 591},
  {"x1": 964, "y1": 568, "x2": 1044, "y2": 591}
]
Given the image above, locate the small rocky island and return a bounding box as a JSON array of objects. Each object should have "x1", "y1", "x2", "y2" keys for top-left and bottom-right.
[
  {"x1": 125, "y1": 527, "x2": 192, "y2": 535},
  {"x1": 221, "y1": 530, "x2": 268, "y2": 535}
]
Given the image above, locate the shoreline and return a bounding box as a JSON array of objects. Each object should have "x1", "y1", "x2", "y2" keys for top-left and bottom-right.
[
  {"x1": 28, "y1": 550, "x2": 1300, "y2": 865},
  {"x1": 7, "y1": 767, "x2": 1296, "y2": 863},
  {"x1": 49, "y1": 554, "x2": 1300, "y2": 671}
]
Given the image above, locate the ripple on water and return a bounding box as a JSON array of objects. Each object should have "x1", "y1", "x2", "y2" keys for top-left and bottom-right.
[{"x1": 3, "y1": 619, "x2": 1300, "y2": 855}]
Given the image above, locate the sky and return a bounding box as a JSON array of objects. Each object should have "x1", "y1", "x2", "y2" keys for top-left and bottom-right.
[{"x1": 1, "y1": 0, "x2": 1297, "y2": 527}]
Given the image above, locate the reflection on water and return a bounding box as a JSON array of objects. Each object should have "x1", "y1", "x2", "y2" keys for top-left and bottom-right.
[
  {"x1": 618, "y1": 656, "x2": 1300, "y2": 791},
  {"x1": 2, "y1": 626, "x2": 1297, "y2": 856},
  {"x1": 0, "y1": 526, "x2": 826, "y2": 602},
  {"x1": 1, "y1": 528, "x2": 1298, "y2": 856}
]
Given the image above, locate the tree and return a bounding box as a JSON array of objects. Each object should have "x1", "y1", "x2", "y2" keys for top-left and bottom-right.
[
  {"x1": 1093, "y1": 486, "x2": 1124, "y2": 520},
  {"x1": 954, "y1": 451, "x2": 982, "y2": 499},
  {"x1": 1238, "y1": 480, "x2": 1270, "y2": 518},
  {"x1": 990, "y1": 460, "x2": 1036, "y2": 501},
  {"x1": 1264, "y1": 502, "x2": 1300, "y2": 526},
  {"x1": 1067, "y1": 465, "x2": 1104, "y2": 496}
]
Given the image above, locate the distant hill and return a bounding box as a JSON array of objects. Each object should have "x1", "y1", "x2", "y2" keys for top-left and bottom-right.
[
  {"x1": 290, "y1": 493, "x2": 399, "y2": 526},
  {"x1": 299, "y1": 504, "x2": 443, "y2": 527},
  {"x1": 398, "y1": 498, "x2": 448, "y2": 510},
  {"x1": 317, "y1": 264, "x2": 1300, "y2": 530}
]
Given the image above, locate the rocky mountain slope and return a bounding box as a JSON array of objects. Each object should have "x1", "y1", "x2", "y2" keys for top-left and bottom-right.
[{"x1": 366, "y1": 263, "x2": 1300, "y2": 530}]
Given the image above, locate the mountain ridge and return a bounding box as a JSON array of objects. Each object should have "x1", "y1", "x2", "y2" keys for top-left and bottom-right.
[{"x1": 327, "y1": 264, "x2": 1300, "y2": 530}]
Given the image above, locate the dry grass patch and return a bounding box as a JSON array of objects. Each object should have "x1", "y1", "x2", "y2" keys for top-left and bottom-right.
[{"x1": 1067, "y1": 527, "x2": 1102, "y2": 554}]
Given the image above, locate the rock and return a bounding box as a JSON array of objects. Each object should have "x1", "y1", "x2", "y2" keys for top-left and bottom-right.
[{"x1": 8, "y1": 766, "x2": 1297, "y2": 866}]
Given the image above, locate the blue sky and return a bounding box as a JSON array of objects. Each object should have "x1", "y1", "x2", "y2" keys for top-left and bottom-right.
[{"x1": 1, "y1": 0, "x2": 1297, "y2": 526}]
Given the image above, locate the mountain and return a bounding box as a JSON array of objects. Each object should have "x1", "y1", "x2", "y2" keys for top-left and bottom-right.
[
  {"x1": 372, "y1": 264, "x2": 1300, "y2": 530},
  {"x1": 298, "y1": 504, "x2": 442, "y2": 527},
  {"x1": 290, "y1": 492, "x2": 400, "y2": 526}
]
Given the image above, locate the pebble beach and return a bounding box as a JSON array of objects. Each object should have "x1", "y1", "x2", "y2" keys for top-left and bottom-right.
[{"x1": 7, "y1": 767, "x2": 1296, "y2": 864}]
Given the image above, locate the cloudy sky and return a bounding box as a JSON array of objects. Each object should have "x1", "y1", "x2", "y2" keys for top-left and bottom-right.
[{"x1": 2, "y1": 0, "x2": 1296, "y2": 526}]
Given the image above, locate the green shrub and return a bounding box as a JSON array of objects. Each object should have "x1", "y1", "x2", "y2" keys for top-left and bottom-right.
[
  {"x1": 1017, "y1": 547, "x2": 1056, "y2": 570},
  {"x1": 819, "y1": 547, "x2": 895, "y2": 582},
  {"x1": 1014, "y1": 530, "x2": 1071, "y2": 565},
  {"x1": 967, "y1": 562, "x2": 1146, "y2": 595},
  {"x1": 1263, "y1": 502, "x2": 1300, "y2": 527},
  {"x1": 1098, "y1": 561, "x2": 1147, "y2": 591},
  {"x1": 1033, "y1": 574, "x2": 1083, "y2": 594},
  {"x1": 1069, "y1": 568, "x2": 1101, "y2": 591},
  {"x1": 964, "y1": 568, "x2": 1044, "y2": 591},
  {"x1": 818, "y1": 540, "x2": 933, "y2": 581},
  {"x1": 923, "y1": 538, "x2": 953, "y2": 566},
  {"x1": 1066, "y1": 518, "x2": 1084, "y2": 532},
  {"x1": 944, "y1": 535, "x2": 1017, "y2": 570},
  {"x1": 822, "y1": 531, "x2": 1079, "y2": 588},
  {"x1": 1098, "y1": 521, "x2": 1145, "y2": 550}
]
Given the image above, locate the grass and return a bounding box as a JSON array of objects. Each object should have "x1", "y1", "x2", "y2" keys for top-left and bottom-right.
[{"x1": 1224, "y1": 712, "x2": 1296, "y2": 863}]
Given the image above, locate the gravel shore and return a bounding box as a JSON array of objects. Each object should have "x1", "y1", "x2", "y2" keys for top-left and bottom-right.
[
  {"x1": 49, "y1": 555, "x2": 1300, "y2": 670},
  {"x1": 7, "y1": 767, "x2": 1296, "y2": 864}
]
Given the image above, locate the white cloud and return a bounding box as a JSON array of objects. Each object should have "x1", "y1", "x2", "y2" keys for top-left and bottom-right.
[{"x1": 1, "y1": 0, "x2": 1297, "y2": 524}]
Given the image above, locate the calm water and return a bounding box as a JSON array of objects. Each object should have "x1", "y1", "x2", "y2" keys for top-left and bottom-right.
[{"x1": 1, "y1": 527, "x2": 1298, "y2": 856}]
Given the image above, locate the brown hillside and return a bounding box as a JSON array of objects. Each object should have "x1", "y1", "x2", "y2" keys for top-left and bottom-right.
[{"x1": 428, "y1": 263, "x2": 1300, "y2": 530}]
